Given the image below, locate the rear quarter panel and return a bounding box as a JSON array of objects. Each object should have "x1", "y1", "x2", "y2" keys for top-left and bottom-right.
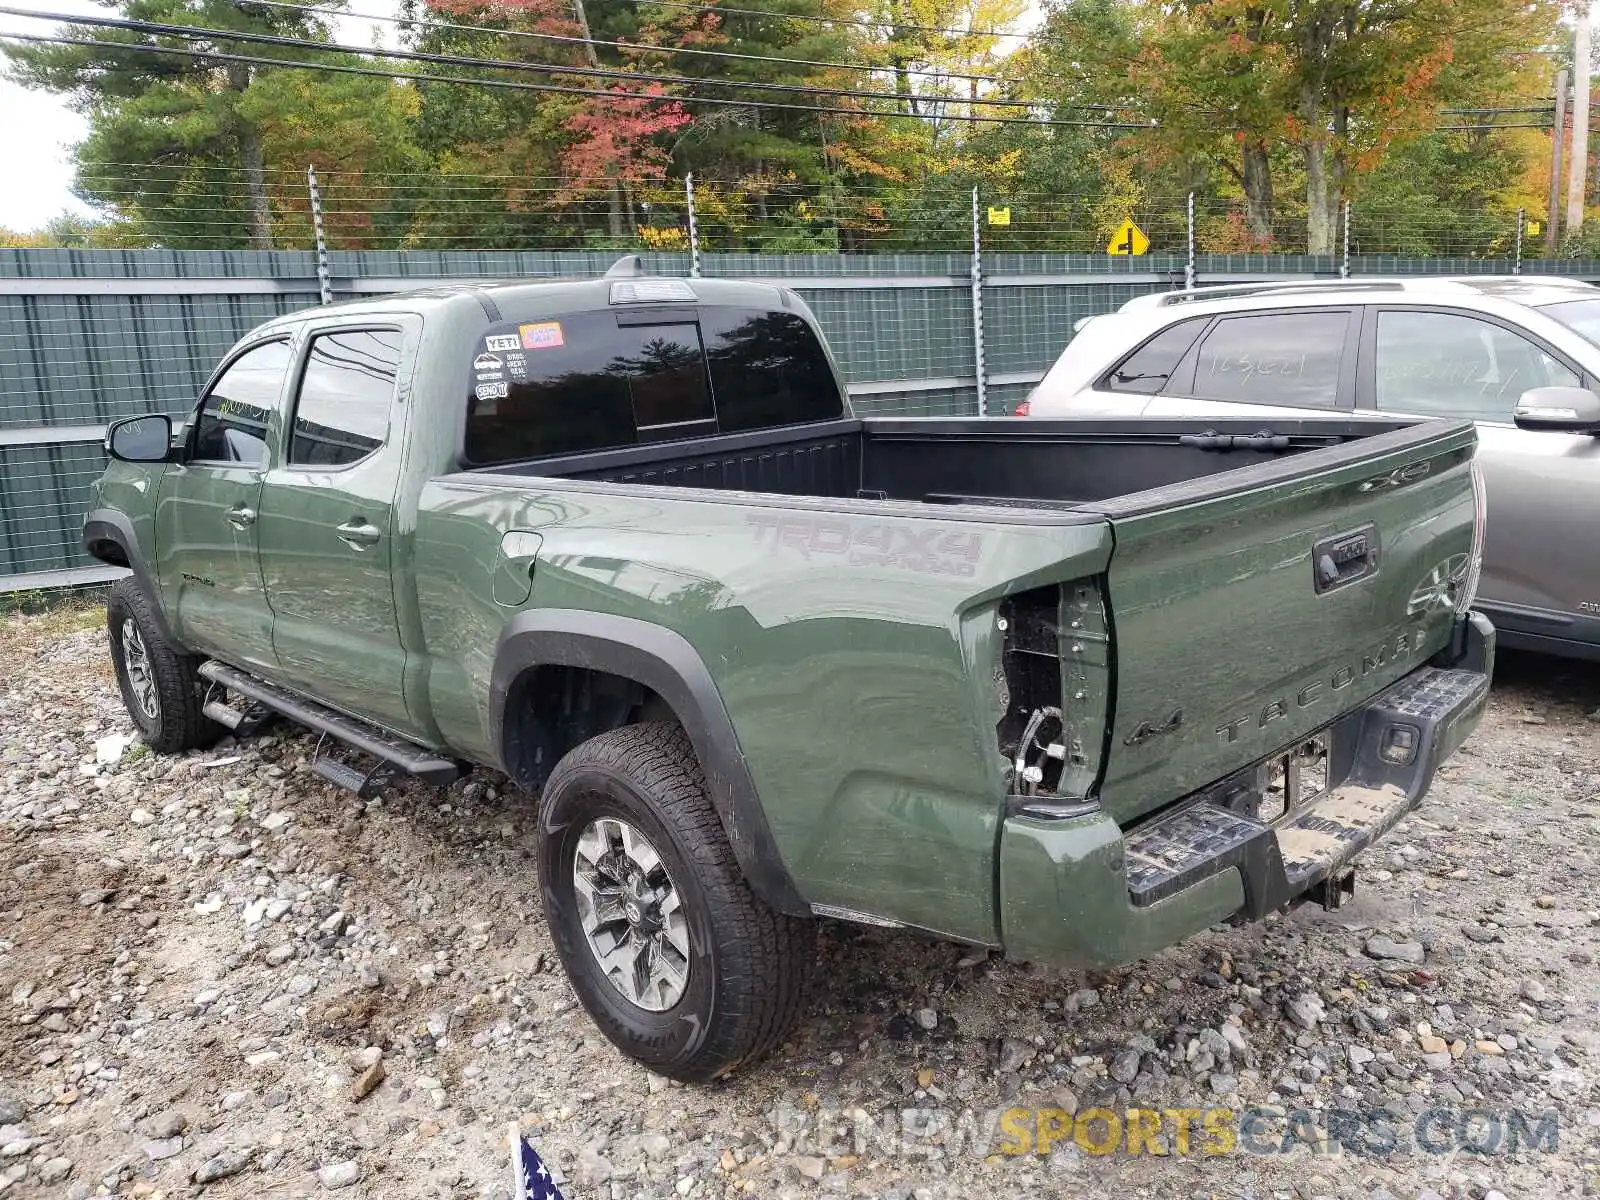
[{"x1": 412, "y1": 480, "x2": 1111, "y2": 944}]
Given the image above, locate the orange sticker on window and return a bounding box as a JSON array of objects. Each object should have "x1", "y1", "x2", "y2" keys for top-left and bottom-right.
[{"x1": 519, "y1": 321, "x2": 564, "y2": 349}]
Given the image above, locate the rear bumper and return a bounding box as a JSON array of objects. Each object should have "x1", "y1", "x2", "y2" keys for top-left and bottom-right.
[{"x1": 998, "y1": 611, "x2": 1494, "y2": 967}]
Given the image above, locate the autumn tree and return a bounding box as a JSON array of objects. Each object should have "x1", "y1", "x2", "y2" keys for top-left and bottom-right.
[{"x1": 1028, "y1": 0, "x2": 1555, "y2": 252}]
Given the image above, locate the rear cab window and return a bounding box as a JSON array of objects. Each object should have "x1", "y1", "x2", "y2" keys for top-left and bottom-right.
[{"x1": 463, "y1": 306, "x2": 843, "y2": 465}]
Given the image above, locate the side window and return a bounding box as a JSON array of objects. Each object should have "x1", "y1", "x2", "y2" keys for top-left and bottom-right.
[
  {"x1": 192, "y1": 340, "x2": 293, "y2": 465},
  {"x1": 1374, "y1": 309, "x2": 1581, "y2": 422},
  {"x1": 1187, "y1": 312, "x2": 1350, "y2": 408},
  {"x1": 290, "y1": 330, "x2": 403, "y2": 467},
  {"x1": 1103, "y1": 318, "x2": 1207, "y2": 394}
]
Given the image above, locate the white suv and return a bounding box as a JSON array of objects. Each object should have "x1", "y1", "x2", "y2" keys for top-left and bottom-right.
[{"x1": 1022, "y1": 276, "x2": 1600, "y2": 660}]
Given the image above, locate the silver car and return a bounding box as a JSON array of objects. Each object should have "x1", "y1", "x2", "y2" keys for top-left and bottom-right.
[{"x1": 1023, "y1": 276, "x2": 1600, "y2": 660}]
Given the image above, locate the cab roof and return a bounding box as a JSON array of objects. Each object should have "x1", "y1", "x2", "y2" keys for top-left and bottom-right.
[{"x1": 254, "y1": 257, "x2": 797, "y2": 334}]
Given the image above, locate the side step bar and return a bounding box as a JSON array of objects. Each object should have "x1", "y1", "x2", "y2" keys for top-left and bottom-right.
[
  {"x1": 197, "y1": 661, "x2": 461, "y2": 790},
  {"x1": 202, "y1": 696, "x2": 276, "y2": 739}
]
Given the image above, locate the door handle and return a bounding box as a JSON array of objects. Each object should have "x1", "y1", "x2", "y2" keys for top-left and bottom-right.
[
  {"x1": 225, "y1": 505, "x2": 257, "y2": 529},
  {"x1": 335, "y1": 519, "x2": 382, "y2": 549}
]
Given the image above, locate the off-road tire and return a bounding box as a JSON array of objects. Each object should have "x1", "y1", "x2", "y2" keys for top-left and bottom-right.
[
  {"x1": 106, "y1": 578, "x2": 221, "y2": 754},
  {"x1": 538, "y1": 721, "x2": 814, "y2": 1082}
]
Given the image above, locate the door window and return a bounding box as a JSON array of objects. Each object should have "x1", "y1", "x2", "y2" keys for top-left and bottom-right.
[
  {"x1": 290, "y1": 329, "x2": 403, "y2": 467},
  {"x1": 1374, "y1": 309, "x2": 1581, "y2": 421},
  {"x1": 191, "y1": 340, "x2": 293, "y2": 465},
  {"x1": 1186, "y1": 311, "x2": 1349, "y2": 408},
  {"x1": 1103, "y1": 317, "x2": 1208, "y2": 394}
]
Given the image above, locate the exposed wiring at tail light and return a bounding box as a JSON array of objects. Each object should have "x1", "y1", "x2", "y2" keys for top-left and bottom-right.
[{"x1": 1456, "y1": 457, "x2": 1486, "y2": 615}]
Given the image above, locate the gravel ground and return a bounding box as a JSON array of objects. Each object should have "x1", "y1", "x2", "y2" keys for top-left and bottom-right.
[{"x1": 3, "y1": 606, "x2": 1600, "y2": 1200}]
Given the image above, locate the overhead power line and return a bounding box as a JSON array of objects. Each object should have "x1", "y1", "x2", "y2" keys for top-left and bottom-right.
[
  {"x1": 247, "y1": 0, "x2": 1047, "y2": 91},
  {"x1": 577, "y1": 0, "x2": 1026, "y2": 41},
  {"x1": 0, "y1": 31, "x2": 1153, "y2": 128},
  {"x1": 0, "y1": 6, "x2": 1070, "y2": 112}
]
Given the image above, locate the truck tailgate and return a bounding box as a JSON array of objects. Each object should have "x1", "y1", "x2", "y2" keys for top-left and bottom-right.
[{"x1": 1090, "y1": 419, "x2": 1479, "y2": 826}]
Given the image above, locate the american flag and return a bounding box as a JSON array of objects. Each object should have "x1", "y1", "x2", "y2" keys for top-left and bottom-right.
[{"x1": 508, "y1": 1123, "x2": 566, "y2": 1200}]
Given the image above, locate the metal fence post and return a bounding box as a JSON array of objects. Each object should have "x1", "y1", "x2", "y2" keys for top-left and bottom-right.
[
  {"x1": 970, "y1": 187, "x2": 988, "y2": 418},
  {"x1": 685, "y1": 173, "x2": 701, "y2": 279},
  {"x1": 1514, "y1": 208, "x2": 1525, "y2": 275},
  {"x1": 306, "y1": 165, "x2": 333, "y2": 306},
  {"x1": 1339, "y1": 199, "x2": 1351, "y2": 278},
  {"x1": 1184, "y1": 195, "x2": 1196, "y2": 296}
]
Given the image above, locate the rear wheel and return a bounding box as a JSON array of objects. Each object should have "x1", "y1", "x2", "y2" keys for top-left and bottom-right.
[
  {"x1": 106, "y1": 578, "x2": 220, "y2": 753},
  {"x1": 538, "y1": 722, "x2": 813, "y2": 1081}
]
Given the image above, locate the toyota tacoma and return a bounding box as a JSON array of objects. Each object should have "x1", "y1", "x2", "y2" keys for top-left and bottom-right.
[{"x1": 83, "y1": 261, "x2": 1494, "y2": 1081}]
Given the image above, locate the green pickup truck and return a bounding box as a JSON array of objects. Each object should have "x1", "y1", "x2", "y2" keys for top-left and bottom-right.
[{"x1": 84, "y1": 262, "x2": 1494, "y2": 1081}]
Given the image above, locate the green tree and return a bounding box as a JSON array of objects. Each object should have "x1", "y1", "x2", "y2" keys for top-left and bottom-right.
[
  {"x1": 3, "y1": 1, "x2": 372, "y2": 247},
  {"x1": 1028, "y1": 0, "x2": 1556, "y2": 253}
]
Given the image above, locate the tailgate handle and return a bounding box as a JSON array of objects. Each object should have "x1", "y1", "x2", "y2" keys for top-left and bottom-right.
[
  {"x1": 1180, "y1": 429, "x2": 1292, "y2": 452},
  {"x1": 1313, "y1": 524, "x2": 1379, "y2": 593}
]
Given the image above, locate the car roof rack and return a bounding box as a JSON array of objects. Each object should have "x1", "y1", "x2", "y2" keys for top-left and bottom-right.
[
  {"x1": 1123, "y1": 274, "x2": 1599, "y2": 314},
  {"x1": 1122, "y1": 279, "x2": 1474, "y2": 311}
]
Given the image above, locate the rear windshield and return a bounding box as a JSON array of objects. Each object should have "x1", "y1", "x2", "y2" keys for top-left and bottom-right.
[
  {"x1": 463, "y1": 305, "x2": 843, "y2": 465},
  {"x1": 1539, "y1": 298, "x2": 1600, "y2": 346}
]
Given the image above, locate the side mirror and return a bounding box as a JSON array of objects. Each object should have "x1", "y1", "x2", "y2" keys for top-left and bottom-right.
[
  {"x1": 106, "y1": 414, "x2": 173, "y2": 463},
  {"x1": 1514, "y1": 386, "x2": 1600, "y2": 433}
]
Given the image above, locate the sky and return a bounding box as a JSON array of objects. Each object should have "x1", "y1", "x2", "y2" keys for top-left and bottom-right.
[
  {"x1": 0, "y1": 2, "x2": 399, "y2": 231},
  {"x1": 0, "y1": 0, "x2": 101, "y2": 229}
]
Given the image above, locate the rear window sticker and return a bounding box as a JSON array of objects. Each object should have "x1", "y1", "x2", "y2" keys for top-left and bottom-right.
[
  {"x1": 520, "y1": 322, "x2": 564, "y2": 350},
  {"x1": 484, "y1": 334, "x2": 520, "y2": 352}
]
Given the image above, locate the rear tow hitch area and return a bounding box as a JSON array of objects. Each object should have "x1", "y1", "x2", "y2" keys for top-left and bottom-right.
[{"x1": 1303, "y1": 867, "x2": 1356, "y2": 912}]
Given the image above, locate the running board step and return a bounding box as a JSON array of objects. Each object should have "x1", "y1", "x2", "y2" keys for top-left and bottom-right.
[
  {"x1": 196, "y1": 661, "x2": 460, "y2": 788},
  {"x1": 203, "y1": 697, "x2": 277, "y2": 738},
  {"x1": 309, "y1": 754, "x2": 399, "y2": 800}
]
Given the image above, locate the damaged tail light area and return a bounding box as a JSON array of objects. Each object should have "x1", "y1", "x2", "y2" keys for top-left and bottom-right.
[
  {"x1": 995, "y1": 579, "x2": 1110, "y2": 818},
  {"x1": 1457, "y1": 457, "x2": 1487, "y2": 616}
]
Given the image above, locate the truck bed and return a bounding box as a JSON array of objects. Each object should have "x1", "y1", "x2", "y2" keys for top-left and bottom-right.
[{"x1": 464, "y1": 414, "x2": 1434, "y2": 515}]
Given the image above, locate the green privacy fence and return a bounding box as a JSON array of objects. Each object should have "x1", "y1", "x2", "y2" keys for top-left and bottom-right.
[{"x1": 4, "y1": 247, "x2": 1599, "y2": 588}]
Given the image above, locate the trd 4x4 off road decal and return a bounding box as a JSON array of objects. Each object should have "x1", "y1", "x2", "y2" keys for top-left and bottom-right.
[{"x1": 747, "y1": 513, "x2": 983, "y2": 577}]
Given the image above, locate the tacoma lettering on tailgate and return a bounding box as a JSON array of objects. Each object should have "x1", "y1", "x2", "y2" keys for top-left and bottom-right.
[{"x1": 1215, "y1": 628, "x2": 1428, "y2": 743}]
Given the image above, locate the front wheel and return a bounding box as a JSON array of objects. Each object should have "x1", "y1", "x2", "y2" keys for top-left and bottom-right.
[
  {"x1": 538, "y1": 722, "x2": 814, "y2": 1082},
  {"x1": 106, "y1": 578, "x2": 220, "y2": 754}
]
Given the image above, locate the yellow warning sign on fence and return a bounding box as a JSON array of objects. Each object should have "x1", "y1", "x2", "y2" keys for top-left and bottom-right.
[
  {"x1": 1526, "y1": 219, "x2": 1542, "y2": 236},
  {"x1": 1107, "y1": 218, "x2": 1150, "y2": 256},
  {"x1": 987, "y1": 206, "x2": 1011, "y2": 226}
]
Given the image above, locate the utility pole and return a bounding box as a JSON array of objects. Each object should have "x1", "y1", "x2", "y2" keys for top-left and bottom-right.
[
  {"x1": 1549, "y1": 67, "x2": 1568, "y2": 254},
  {"x1": 1568, "y1": 5, "x2": 1591, "y2": 236}
]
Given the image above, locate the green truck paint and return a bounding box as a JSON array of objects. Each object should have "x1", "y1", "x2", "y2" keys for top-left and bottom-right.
[{"x1": 85, "y1": 266, "x2": 1494, "y2": 1077}]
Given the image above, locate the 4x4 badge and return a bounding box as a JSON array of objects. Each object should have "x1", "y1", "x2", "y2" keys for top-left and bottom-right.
[{"x1": 1124, "y1": 708, "x2": 1184, "y2": 746}]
